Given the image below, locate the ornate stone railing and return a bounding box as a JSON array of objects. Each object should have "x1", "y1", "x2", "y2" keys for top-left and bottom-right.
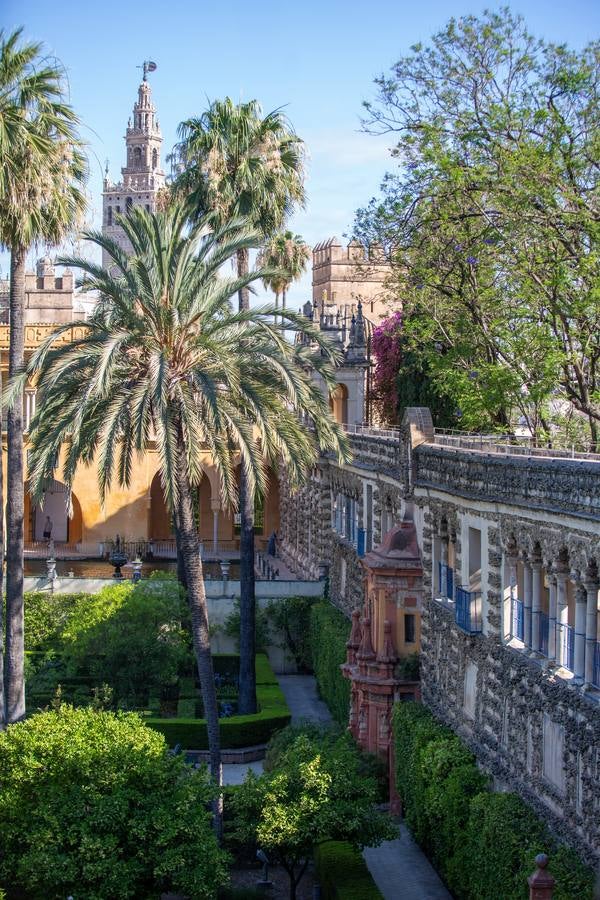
[
  {"x1": 413, "y1": 444, "x2": 600, "y2": 519},
  {"x1": 345, "y1": 430, "x2": 404, "y2": 480}
]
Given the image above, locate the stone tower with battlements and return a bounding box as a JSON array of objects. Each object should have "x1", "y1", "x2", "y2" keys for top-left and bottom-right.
[{"x1": 101, "y1": 70, "x2": 165, "y2": 267}]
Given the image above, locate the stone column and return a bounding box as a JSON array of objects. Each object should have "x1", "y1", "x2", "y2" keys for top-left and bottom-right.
[
  {"x1": 574, "y1": 581, "x2": 587, "y2": 683},
  {"x1": 584, "y1": 575, "x2": 599, "y2": 688},
  {"x1": 523, "y1": 557, "x2": 533, "y2": 649},
  {"x1": 556, "y1": 571, "x2": 569, "y2": 668},
  {"x1": 210, "y1": 500, "x2": 220, "y2": 555},
  {"x1": 531, "y1": 558, "x2": 543, "y2": 655},
  {"x1": 547, "y1": 570, "x2": 557, "y2": 662}
]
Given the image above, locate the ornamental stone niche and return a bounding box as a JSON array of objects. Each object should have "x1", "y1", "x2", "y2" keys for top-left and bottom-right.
[{"x1": 342, "y1": 512, "x2": 423, "y2": 811}]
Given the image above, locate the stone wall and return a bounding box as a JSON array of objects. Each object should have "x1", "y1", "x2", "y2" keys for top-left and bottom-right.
[
  {"x1": 278, "y1": 410, "x2": 600, "y2": 860},
  {"x1": 422, "y1": 598, "x2": 600, "y2": 860},
  {"x1": 415, "y1": 444, "x2": 600, "y2": 520}
]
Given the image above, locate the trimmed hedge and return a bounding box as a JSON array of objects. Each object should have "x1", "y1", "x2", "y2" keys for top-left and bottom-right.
[
  {"x1": 393, "y1": 702, "x2": 595, "y2": 899},
  {"x1": 314, "y1": 841, "x2": 383, "y2": 900},
  {"x1": 309, "y1": 603, "x2": 351, "y2": 725},
  {"x1": 146, "y1": 654, "x2": 290, "y2": 749}
]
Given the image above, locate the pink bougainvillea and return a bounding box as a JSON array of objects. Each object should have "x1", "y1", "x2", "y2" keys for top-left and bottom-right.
[{"x1": 372, "y1": 310, "x2": 403, "y2": 423}]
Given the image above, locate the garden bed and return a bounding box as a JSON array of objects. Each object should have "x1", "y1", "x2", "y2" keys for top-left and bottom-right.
[{"x1": 24, "y1": 585, "x2": 290, "y2": 750}]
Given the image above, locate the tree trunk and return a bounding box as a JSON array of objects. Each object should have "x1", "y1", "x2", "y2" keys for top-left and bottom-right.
[
  {"x1": 174, "y1": 447, "x2": 222, "y2": 833},
  {"x1": 173, "y1": 516, "x2": 188, "y2": 591},
  {"x1": 238, "y1": 462, "x2": 257, "y2": 714},
  {"x1": 237, "y1": 245, "x2": 257, "y2": 715},
  {"x1": 237, "y1": 247, "x2": 250, "y2": 311},
  {"x1": 0, "y1": 357, "x2": 5, "y2": 730},
  {"x1": 5, "y1": 246, "x2": 26, "y2": 724}
]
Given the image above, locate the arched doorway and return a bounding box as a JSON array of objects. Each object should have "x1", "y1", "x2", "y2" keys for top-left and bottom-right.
[
  {"x1": 25, "y1": 479, "x2": 83, "y2": 546},
  {"x1": 330, "y1": 383, "x2": 348, "y2": 425}
]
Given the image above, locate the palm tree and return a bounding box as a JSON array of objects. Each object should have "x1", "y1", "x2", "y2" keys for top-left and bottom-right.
[
  {"x1": 258, "y1": 231, "x2": 311, "y2": 317},
  {"x1": 173, "y1": 98, "x2": 306, "y2": 714},
  {"x1": 15, "y1": 204, "x2": 349, "y2": 818},
  {"x1": 0, "y1": 28, "x2": 87, "y2": 725}
]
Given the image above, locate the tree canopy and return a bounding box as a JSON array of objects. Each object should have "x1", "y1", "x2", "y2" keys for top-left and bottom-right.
[{"x1": 354, "y1": 9, "x2": 600, "y2": 446}]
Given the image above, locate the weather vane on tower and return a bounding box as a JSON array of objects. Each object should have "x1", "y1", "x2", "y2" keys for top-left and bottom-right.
[{"x1": 138, "y1": 60, "x2": 157, "y2": 81}]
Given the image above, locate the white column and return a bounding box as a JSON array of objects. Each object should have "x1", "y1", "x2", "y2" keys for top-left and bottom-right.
[
  {"x1": 547, "y1": 572, "x2": 557, "y2": 662},
  {"x1": 556, "y1": 571, "x2": 569, "y2": 667},
  {"x1": 212, "y1": 508, "x2": 219, "y2": 555},
  {"x1": 531, "y1": 559, "x2": 543, "y2": 655},
  {"x1": 574, "y1": 581, "x2": 587, "y2": 682},
  {"x1": 523, "y1": 558, "x2": 533, "y2": 649},
  {"x1": 584, "y1": 578, "x2": 599, "y2": 687}
]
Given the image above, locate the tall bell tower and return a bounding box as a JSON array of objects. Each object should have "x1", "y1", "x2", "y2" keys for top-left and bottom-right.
[{"x1": 102, "y1": 63, "x2": 165, "y2": 267}]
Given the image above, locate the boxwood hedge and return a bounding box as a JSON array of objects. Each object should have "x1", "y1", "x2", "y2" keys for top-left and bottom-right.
[
  {"x1": 309, "y1": 602, "x2": 351, "y2": 725},
  {"x1": 392, "y1": 702, "x2": 595, "y2": 899},
  {"x1": 146, "y1": 653, "x2": 290, "y2": 749},
  {"x1": 314, "y1": 841, "x2": 383, "y2": 900}
]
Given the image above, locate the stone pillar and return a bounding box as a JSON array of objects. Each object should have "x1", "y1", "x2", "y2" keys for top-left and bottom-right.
[
  {"x1": 531, "y1": 558, "x2": 543, "y2": 655},
  {"x1": 574, "y1": 581, "x2": 587, "y2": 683},
  {"x1": 528, "y1": 853, "x2": 554, "y2": 900},
  {"x1": 210, "y1": 501, "x2": 220, "y2": 555},
  {"x1": 584, "y1": 575, "x2": 599, "y2": 688},
  {"x1": 523, "y1": 558, "x2": 533, "y2": 649},
  {"x1": 547, "y1": 571, "x2": 557, "y2": 662},
  {"x1": 556, "y1": 571, "x2": 569, "y2": 668}
]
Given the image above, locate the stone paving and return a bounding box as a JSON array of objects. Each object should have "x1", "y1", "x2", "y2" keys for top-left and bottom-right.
[
  {"x1": 276, "y1": 673, "x2": 451, "y2": 900},
  {"x1": 363, "y1": 825, "x2": 451, "y2": 900}
]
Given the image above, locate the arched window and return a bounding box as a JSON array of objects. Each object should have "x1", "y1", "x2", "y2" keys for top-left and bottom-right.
[
  {"x1": 126, "y1": 197, "x2": 133, "y2": 212},
  {"x1": 152, "y1": 148, "x2": 158, "y2": 169},
  {"x1": 107, "y1": 206, "x2": 113, "y2": 226},
  {"x1": 145, "y1": 204, "x2": 150, "y2": 212},
  {"x1": 133, "y1": 146, "x2": 142, "y2": 168}
]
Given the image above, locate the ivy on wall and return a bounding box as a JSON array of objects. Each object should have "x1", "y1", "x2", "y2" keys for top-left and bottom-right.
[{"x1": 393, "y1": 702, "x2": 595, "y2": 900}]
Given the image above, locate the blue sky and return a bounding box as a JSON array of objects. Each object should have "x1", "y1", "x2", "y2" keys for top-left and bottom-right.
[{"x1": 6, "y1": 0, "x2": 600, "y2": 307}]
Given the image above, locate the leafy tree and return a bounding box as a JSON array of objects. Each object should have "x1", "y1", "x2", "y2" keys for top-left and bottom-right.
[
  {"x1": 230, "y1": 732, "x2": 396, "y2": 900},
  {"x1": 15, "y1": 204, "x2": 347, "y2": 823},
  {"x1": 0, "y1": 705, "x2": 228, "y2": 898},
  {"x1": 173, "y1": 98, "x2": 305, "y2": 716},
  {"x1": 355, "y1": 9, "x2": 600, "y2": 447},
  {"x1": 371, "y1": 310, "x2": 403, "y2": 422},
  {"x1": 0, "y1": 28, "x2": 87, "y2": 725},
  {"x1": 257, "y1": 230, "x2": 311, "y2": 316},
  {"x1": 58, "y1": 581, "x2": 189, "y2": 708}
]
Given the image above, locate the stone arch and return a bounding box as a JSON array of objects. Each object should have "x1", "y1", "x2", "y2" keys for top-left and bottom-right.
[
  {"x1": 25, "y1": 478, "x2": 83, "y2": 545},
  {"x1": 329, "y1": 383, "x2": 348, "y2": 425}
]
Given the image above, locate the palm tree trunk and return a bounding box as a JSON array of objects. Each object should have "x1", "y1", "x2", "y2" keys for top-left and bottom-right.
[
  {"x1": 5, "y1": 246, "x2": 26, "y2": 724},
  {"x1": 0, "y1": 358, "x2": 5, "y2": 730},
  {"x1": 174, "y1": 446, "x2": 222, "y2": 832},
  {"x1": 173, "y1": 512, "x2": 188, "y2": 591},
  {"x1": 238, "y1": 462, "x2": 257, "y2": 714},
  {"x1": 237, "y1": 247, "x2": 257, "y2": 715},
  {"x1": 237, "y1": 247, "x2": 250, "y2": 311}
]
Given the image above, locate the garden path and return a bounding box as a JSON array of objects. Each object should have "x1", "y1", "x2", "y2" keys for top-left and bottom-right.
[{"x1": 276, "y1": 673, "x2": 451, "y2": 900}]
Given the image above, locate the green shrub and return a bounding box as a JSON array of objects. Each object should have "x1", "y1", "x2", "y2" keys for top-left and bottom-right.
[
  {"x1": 264, "y1": 721, "x2": 343, "y2": 771},
  {"x1": 392, "y1": 702, "x2": 596, "y2": 899},
  {"x1": 23, "y1": 591, "x2": 91, "y2": 651},
  {"x1": 231, "y1": 732, "x2": 395, "y2": 900},
  {"x1": 146, "y1": 654, "x2": 290, "y2": 749},
  {"x1": 266, "y1": 595, "x2": 318, "y2": 671},
  {"x1": 0, "y1": 706, "x2": 228, "y2": 899},
  {"x1": 223, "y1": 599, "x2": 270, "y2": 651},
  {"x1": 26, "y1": 583, "x2": 189, "y2": 711},
  {"x1": 314, "y1": 841, "x2": 383, "y2": 900},
  {"x1": 309, "y1": 602, "x2": 351, "y2": 725}
]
